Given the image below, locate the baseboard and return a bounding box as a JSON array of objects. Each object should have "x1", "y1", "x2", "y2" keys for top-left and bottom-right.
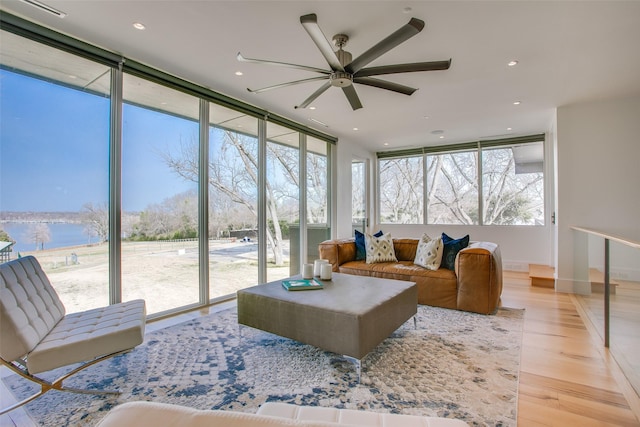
[
  {"x1": 556, "y1": 277, "x2": 591, "y2": 294},
  {"x1": 502, "y1": 261, "x2": 529, "y2": 272}
]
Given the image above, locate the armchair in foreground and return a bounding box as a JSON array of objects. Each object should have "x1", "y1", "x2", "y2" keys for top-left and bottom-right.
[{"x1": 0, "y1": 255, "x2": 146, "y2": 415}]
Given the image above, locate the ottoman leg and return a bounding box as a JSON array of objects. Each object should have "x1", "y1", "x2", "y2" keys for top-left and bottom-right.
[{"x1": 343, "y1": 356, "x2": 362, "y2": 384}]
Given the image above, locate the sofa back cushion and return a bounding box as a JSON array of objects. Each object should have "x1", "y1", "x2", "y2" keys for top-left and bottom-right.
[{"x1": 392, "y1": 239, "x2": 419, "y2": 262}]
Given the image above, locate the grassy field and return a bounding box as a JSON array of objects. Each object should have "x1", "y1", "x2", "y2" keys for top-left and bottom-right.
[{"x1": 17, "y1": 239, "x2": 290, "y2": 315}]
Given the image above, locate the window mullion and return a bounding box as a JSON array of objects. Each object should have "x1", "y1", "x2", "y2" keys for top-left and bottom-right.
[{"x1": 109, "y1": 64, "x2": 123, "y2": 305}]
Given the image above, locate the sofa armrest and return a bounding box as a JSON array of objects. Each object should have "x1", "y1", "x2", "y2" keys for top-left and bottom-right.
[
  {"x1": 318, "y1": 239, "x2": 357, "y2": 272},
  {"x1": 455, "y1": 242, "x2": 503, "y2": 314}
]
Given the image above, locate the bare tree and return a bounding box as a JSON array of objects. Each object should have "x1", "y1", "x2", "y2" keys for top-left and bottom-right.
[
  {"x1": 81, "y1": 202, "x2": 109, "y2": 242},
  {"x1": 381, "y1": 148, "x2": 544, "y2": 225},
  {"x1": 162, "y1": 131, "x2": 310, "y2": 266},
  {"x1": 427, "y1": 152, "x2": 478, "y2": 224},
  {"x1": 379, "y1": 157, "x2": 423, "y2": 223},
  {"x1": 25, "y1": 223, "x2": 51, "y2": 250}
]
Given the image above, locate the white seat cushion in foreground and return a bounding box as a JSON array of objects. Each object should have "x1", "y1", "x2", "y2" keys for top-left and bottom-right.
[
  {"x1": 96, "y1": 402, "x2": 470, "y2": 427},
  {"x1": 96, "y1": 401, "x2": 355, "y2": 427},
  {"x1": 257, "y1": 402, "x2": 470, "y2": 427},
  {"x1": 27, "y1": 299, "x2": 146, "y2": 374}
]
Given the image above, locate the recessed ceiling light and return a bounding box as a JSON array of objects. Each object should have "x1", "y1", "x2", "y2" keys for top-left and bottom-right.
[
  {"x1": 133, "y1": 22, "x2": 146, "y2": 30},
  {"x1": 309, "y1": 106, "x2": 316, "y2": 110},
  {"x1": 353, "y1": 127, "x2": 359, "y2": 131},
  {"x1": 507, "y1": 127, "x2": 512, "y2": 131},
  {"x1": 68, "y1": 75, "x2": 77, "y2": 79},
  {"x1": 235, "y1": 71, "x2": 243, "y2": 76},
  {"x1": 439, "y1": 135, "x2": 445, "y2": 139},
  {"x1": 508, "y1": 60, "x2": 519, "y2": 67},
  {"x1": 424, "y1": 116, "x2": 430, "y2": 120},
  {"x1": 513, "y1": 101, "x2": 521, "y2": 105},
  {"x1": 383, "y1": 142, "x2": 390, "y2": 146}
]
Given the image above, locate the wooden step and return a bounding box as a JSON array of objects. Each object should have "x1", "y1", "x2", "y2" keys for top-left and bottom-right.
[{"x1": 529, "y1": 264, "x2": 555, "y2": 288}]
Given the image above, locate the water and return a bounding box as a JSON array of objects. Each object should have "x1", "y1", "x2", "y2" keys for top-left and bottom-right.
[{"x1": 1, "y1": 222, "x2": 97, "y2": 254}]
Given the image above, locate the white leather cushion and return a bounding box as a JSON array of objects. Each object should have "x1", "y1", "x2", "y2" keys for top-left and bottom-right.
[
  {"x1": 414, "y1": 234, "x2": 444, "y2": 270},
  {"x1": 257, "y1": 403, "x2": 470, "y2": 427},
  {"x1": 365, "y1": 232, "x2": 398, "y2": 264},
  {"x1": 96, "y1": 401, "x2": 359, "y2": 427},
  {"x1": 27, "y1": 299, "x2": 146, "y2": 374},
  {"x1": 0, "y1": 256, "x2": 66, "y2": 362}
]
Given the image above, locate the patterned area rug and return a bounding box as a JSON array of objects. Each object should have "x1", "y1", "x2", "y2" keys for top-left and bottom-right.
[{"x1": 4, "y1": 305, "x2": 524, "y2": 426}]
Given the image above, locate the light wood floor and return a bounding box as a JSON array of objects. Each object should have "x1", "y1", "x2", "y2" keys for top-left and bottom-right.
[{"x1": 2, "y1": 272, "x2": 639, "y2": 426}]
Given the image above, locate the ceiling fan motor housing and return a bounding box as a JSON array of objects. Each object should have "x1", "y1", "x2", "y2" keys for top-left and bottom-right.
[{"x1": 330, "y1": 71, "x2": 353, "y2": 87}]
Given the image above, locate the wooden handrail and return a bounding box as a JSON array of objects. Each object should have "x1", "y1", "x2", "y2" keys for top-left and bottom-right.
[{"x1": 571, "y1": 226, "x2": 640, "y2": 250}]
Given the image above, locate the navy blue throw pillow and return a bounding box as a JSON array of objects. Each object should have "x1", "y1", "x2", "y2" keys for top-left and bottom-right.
[
  {"x1": 441, "y1": 233, "x2": 470, "y2": 270},
  {"x1": 355, "y1": 229, "x2": 383, "y2": 260}
]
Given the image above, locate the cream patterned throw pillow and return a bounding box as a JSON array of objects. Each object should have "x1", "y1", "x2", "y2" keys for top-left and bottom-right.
[
  {"x1": 414, "y1": 233, "x2": 443, "y2": 270},
  {"x1": 365, "y1": 232, "x2": 398, "y2": 264}
]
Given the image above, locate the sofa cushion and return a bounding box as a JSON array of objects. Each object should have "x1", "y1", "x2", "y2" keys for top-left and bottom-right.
[
  {"x1": 441, "y1": 233, "x2": 470, "y2": 270},
  {"x1": 365, "y1": 232, "x2": 398, "y2": 264},
  {"x1": 354, "y1": 229, "x2": 382, "y2": 261},
  {"x1": 339, "y1": 260, "x2": 455, "y2": 280},
  {"x1": 414, "y1": 234, "x2": 443, "y2": 270}
]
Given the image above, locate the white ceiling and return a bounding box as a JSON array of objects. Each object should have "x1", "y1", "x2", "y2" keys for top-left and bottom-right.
[{"x1": 2, "y1": 0, "x2": 640, "y2": 152}]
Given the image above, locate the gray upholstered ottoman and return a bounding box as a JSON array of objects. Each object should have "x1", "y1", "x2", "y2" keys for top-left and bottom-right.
[{"x1": 237, "y1": 272, "x2": 417, "y2": 379}]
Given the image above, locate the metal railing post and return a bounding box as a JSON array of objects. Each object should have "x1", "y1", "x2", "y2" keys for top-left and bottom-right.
[{"x1": 604, "y1": 238, "x2": 610, "y2": 348}]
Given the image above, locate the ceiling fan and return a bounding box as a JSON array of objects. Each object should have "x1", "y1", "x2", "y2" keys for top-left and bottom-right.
[{"x1": 237, "y1": 13, "x2": 451, "y2": 111}]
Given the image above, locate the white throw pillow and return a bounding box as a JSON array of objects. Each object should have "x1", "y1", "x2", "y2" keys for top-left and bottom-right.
[
  {"x1": 365, "y1": 232, "x2": 398, "y2": 264},
  {"x1": 414, "y1": 233, "x2": 443, "y2": 270}
]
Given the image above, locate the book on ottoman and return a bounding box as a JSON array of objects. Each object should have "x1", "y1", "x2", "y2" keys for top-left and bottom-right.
[{"x1": 282, "y1": 278, "x2": 324, "y2": 291}]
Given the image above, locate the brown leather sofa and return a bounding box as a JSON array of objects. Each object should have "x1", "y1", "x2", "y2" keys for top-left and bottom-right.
[{"x1": 318, "y1": 238, "x2": 503, "y2": 315}]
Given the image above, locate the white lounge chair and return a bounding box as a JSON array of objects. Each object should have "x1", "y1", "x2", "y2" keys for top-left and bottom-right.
[{"x1": 0, "y1": 255, "x2": 146, "y2": 414}]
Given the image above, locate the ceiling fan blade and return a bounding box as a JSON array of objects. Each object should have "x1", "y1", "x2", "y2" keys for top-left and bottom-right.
[
  {"x1": 247, "y1": 76, "x2": 328, "y2": 94},
  {"x1": 295, "y1": 81, "x2": 332, "y2": 109},
  {"x1": 353, "y1": 77, "x2": 417, "y2": 96},
  {"x1": 237, "y1": 52, "x2": 330, "y2": 75},
  {"x1": 346, "y1": 18, "x2": 425, "y2": 74},
  {"x1": 355, "y1": 59, "x2": 451, "y2": 78},
  {"x1": 342, "y1": 85, "x2": 363, "y2": 110},
  {"x1": 300, "y1": 14, "x2": 345, "y2": 72}
]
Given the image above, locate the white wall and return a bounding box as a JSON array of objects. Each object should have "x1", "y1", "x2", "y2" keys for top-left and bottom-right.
[{"x1": 556, "y1": 95, "x2": 640, "y2": 293}]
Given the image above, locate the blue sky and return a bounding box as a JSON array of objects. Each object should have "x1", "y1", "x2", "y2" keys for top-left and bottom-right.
[{"x1": 1, "y1": 70, "x2": 196, "y2": 213}]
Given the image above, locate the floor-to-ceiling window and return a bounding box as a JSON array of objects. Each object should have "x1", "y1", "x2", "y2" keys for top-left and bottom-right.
[
  {"x1": 266, "y1": 123, "x2": 300, "y2": 282},
  {"x1": 1, "y1": 15, "x2": 335, "y2": 317},
  {"x1": 306, "y1": 137, "x2": 330, "y2": 263},
  {"x1": 207, "y1": 105, "x2": 259, "y2": 299},
  {"x1": 121, "y1": 73, "x2": 201, "y2": 314},
  {"x1": 351, "y1": 159, "x2": 366, "y2": 234},
  {"x1": 0, "y1": 30, "x2": 111, "y2": 313}
]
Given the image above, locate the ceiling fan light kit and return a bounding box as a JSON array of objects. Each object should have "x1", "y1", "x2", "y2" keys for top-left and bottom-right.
[{"x1": 238, "y1": 13, "x2": 451, "y2": 111}]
